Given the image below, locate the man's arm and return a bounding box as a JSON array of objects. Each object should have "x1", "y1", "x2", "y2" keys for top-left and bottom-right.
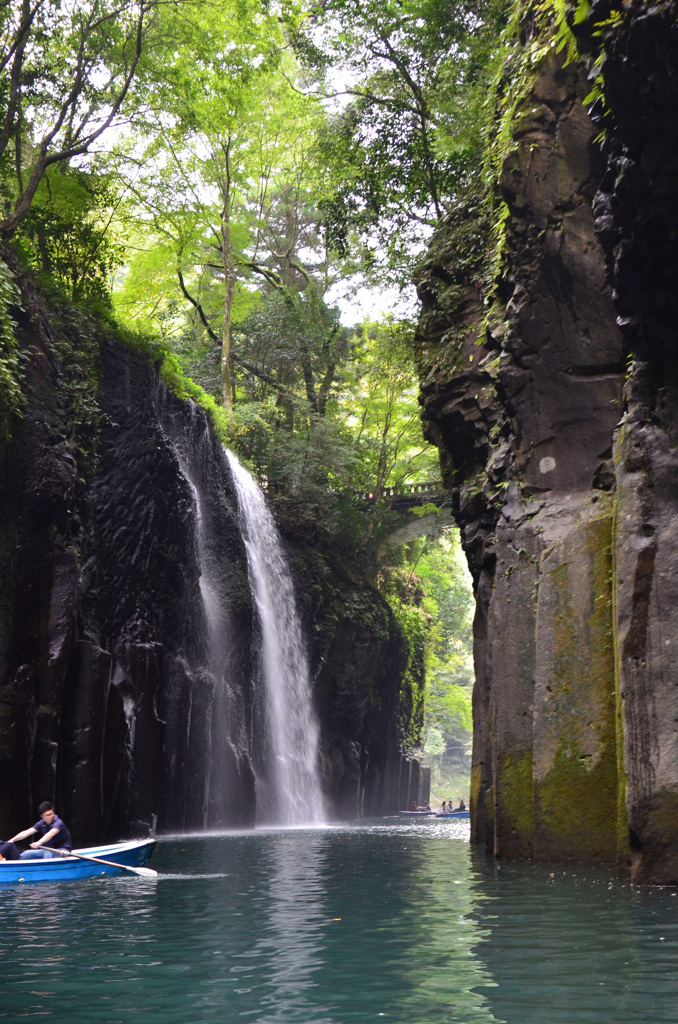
[
  {"x1": 30, "y1": 827, "x2": 58, "y2": 848},
  {"x1": 7, "y1": 827, "x2": 37, "y2": 843}
]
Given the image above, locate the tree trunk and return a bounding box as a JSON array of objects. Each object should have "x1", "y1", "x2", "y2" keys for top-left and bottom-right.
[
  {"x1": 221, "y1": 264, "x2": 235, "y2": 408},
  {"x1": 299, "y1": 341, "x2": 318, "y2": 414},
  {"x1": 219, "y1": 141, "x2": 237, "y2": 409}
]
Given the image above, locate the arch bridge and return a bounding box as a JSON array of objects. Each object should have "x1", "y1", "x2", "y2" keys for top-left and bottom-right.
[{"x1": 361, "y1": 481, "x2": 455, "y2": 544}]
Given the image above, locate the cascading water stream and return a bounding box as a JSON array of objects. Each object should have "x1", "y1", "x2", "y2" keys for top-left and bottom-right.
[
  {"x1": 226, "y1": 449, "x2": 325, "y2": 826},
  {"x1": 172, "y1": 412, "x2": 237, "y2": 829}
]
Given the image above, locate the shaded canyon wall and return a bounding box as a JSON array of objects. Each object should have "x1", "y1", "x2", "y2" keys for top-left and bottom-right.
[{"x1": 416, "y1": 0, "x2": 678, "y2": 882}]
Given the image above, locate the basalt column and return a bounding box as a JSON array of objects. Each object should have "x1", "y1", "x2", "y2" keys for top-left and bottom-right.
[
  {"x1": 582, "y1": 0, "x2": 678, "y2": 884},
  {"x1": 417, "y1": 52, "x2": 626, "y2": 866}
]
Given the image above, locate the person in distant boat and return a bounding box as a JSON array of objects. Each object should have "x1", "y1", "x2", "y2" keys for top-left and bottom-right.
[
  {"x1": 457, "y1": 798, "x2": 466, "y2": 812},
  {"x1": 410, "y1": 801, "x2": 418, "y2": 811},
  {"x1": 7, "y1": 802, "x2": 72, "y2": 858},
  {"x1": 0, "y1": 840, "x2": 20, "y2": 860},
  {"x1": 441, "y1": 801, "x2": 447, "y2": 812}
]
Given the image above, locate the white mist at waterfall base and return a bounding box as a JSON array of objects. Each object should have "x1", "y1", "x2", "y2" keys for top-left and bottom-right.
[{"x1": 226, "y1": 449, "x2": 325, "y2": 827}]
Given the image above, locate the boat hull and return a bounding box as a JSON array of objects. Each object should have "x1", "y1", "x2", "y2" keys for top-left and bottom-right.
[
  {"x1": 398, "y1": 810, "x2": 435, "y2": 817},
  {"x1": 0, "y1": 839, "x2": 156, "y2": 884},
  {"x1": 435, "y1": 811, "x2": 470, "y2": 819}
]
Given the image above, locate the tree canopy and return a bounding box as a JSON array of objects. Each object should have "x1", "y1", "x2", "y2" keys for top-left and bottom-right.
[
  {"x1": 296, "y1": 0, "x2": 506, "y2": 280},
  {"x1": 0, "y1": 0, "x2": 155, "y2": 237}
]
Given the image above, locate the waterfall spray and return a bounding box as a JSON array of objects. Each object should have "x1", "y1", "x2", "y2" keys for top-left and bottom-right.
[{"x1": 226, "y1": 450, "x2": 324, "y2": 826}]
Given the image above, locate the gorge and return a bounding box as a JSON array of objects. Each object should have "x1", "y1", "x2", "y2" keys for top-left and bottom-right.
[{"x1": 0, "y1": 0, "x2": 677, "y2": 889}]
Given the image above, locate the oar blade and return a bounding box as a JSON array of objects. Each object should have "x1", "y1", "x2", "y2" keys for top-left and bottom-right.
[{"x1": 129, "y1": 866, "x2": 158, "y2": 878}]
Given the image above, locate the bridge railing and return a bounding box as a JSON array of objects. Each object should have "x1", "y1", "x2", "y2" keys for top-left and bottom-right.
[
  {"x1": 358, "y1": 481, "x2": 446, "y2": 503},
  {"x1": 261, "y1": 476, "x2": 448, "y2": 508}
]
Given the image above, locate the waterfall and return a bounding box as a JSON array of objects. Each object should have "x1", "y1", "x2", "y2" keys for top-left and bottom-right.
[
  {"x1": 226, "y1": 450, "x2": 325, "y2": 826},
  {"x1": 180, "y1": 469, "x2": 229, "y2": 824},
  {"x1": 171, "y1": 406, "x2": 245, "y2": 830}
]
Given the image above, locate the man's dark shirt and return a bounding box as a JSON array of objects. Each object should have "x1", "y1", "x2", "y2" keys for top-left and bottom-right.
[{"x1": 32, "y1": 815, "x2": 72, "y2": 851}]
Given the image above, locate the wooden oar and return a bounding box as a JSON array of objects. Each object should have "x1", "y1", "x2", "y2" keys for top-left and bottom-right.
[{"x1": 51, "y1": 846, "x2": 158, "y2": 878}]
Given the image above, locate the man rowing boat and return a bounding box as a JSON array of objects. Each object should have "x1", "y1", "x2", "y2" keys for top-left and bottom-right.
[{"x1": 7, "y1": 802, "x2": 72, "y2": 859}]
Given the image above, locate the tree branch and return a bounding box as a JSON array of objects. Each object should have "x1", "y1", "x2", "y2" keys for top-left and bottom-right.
[
  {"x1": 176, "y1": 265, "x2": 292, "y2": 396},
  {"x1": 176, "y1": 265, "x2": 220, "y2": 345},
  {"x1": 0, "y1": 0, "x2": 151, "y2": 237}
]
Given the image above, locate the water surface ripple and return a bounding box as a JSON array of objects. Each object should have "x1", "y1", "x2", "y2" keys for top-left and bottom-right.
[{"x1": 1, "y1": 822, "x2": 676, "y2": 1023}]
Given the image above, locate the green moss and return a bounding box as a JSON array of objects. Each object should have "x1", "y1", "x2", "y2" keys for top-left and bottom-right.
[
  {"x1": 535, "y1": 511, "x2": 619, "y2": 860},
  {"x1": 49, "y1": 299, "x2": 103, "y2": 475},
  {"x1": 416, "y1": 2, "x2": 595, "y2": 398},
  {"x1": 610, "y1": 490, "x2": 630, "y2": 865},
  {"x1": 413, "y1": 191, "x2": 491, "y2": 384},
  {"x1": 536, "y1": 741, "x2": 619, "y2": 860},
  {"x1": 0, "y1": 258, "x2": 25, "y2": 439},
  {"x1": 394, "y1": 610, "x2": 426, "y2": 750},
  {"x1": 404, "y1": 659, "x2": 426, "y2": 749},
  {"x1": 496, "y1": 750, "x2": 535, "y2": 852}
]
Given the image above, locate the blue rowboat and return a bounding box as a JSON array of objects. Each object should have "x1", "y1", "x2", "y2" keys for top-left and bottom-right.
[
  {"x1": 0, "y1": 839, "x2": 156, "y2": 884},
  {"x1": 435, "y1": 810, "x2": 470, "y2": 819},
  {"x1": 398, "y1": 810, "x2": 435, "y2": 817}
]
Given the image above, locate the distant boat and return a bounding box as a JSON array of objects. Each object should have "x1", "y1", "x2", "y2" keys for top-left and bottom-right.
[
  {"x1": 0, "y1": 839, "x2": 156, "y2": 884},
  {"x1": 398, "y1": 810, "x2": 435, "y2": 817},
  {"x1": 435, "y1": 810, "x2": 469, "y2": 819}
]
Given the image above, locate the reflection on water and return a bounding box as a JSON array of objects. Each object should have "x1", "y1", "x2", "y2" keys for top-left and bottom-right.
[
  {"x1": 0, "y1": 823, "x2": 677, "y2": 1023},
  {"x1": 470, "y1": 857, "x2": 678, "y2": 1024},
  {"x1": 253, "y1": 833, "x2": 331, "y2": 1022}
]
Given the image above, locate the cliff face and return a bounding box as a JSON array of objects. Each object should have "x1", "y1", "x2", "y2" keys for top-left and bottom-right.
[
  {"x1": 585, "y1": 0, "x2": 678, "y2": 884},
  {"x1": 0, "y1": 288, "x2": 258, "y2": 842},
  {"x1": 416, "y1": 1, "x2": 678, "y2": 882},
  {"x1": 0, "y1": 276, "x2": 422, "y2": 843},
  {"x1": 288, "y1": 543, "x2": 429, "y2": 819}
]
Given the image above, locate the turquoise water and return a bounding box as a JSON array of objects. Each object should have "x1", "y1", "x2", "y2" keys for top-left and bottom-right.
[{"x1": 1, "y1": 820, "x2": 677, "y2": 1023}]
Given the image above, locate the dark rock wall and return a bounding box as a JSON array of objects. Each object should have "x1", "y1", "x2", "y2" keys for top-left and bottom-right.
[
  {"x1": 417, "y1": 2, "x2": 678, "y2": 882},
  {"x1": 82, "y1": 341, "x2": 259, "y2": 838},
  {"x1": 0, "y1": 280, "x2": 420, "y2": 843},
  {"x1": 288, "y1": 546, "x2": 429, "y2": 819},
  {"x1": 0, "y1": 287, "x2": 258, "y2": 843},
  {"x1": 583, "y1": 0, "x2": 678, "y2": 884}
]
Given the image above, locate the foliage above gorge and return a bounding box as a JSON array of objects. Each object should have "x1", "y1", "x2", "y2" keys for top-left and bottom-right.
[
  {"x1": 294, "y1": 0, "x2": 507, "y2": 281},
  {"x1": 0, "y1": 0, "x2": 155, "y2": 238},
  {"x1": 1, "y1": 0, "x2": 512, "y2": 408}
]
